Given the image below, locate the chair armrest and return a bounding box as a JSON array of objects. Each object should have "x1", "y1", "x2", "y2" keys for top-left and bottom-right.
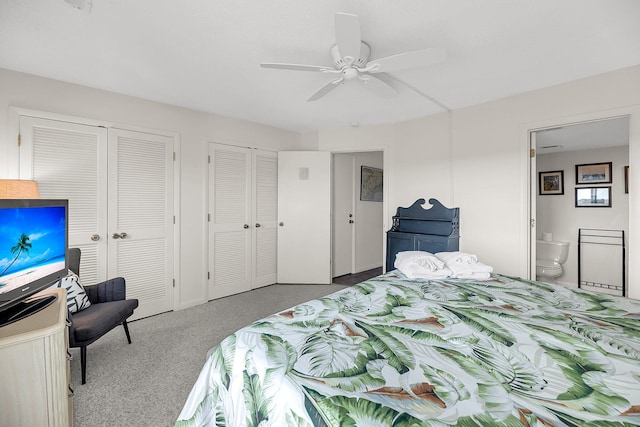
[{"x1": 84, "y1": 277, "x2": 127, "y2": 304}]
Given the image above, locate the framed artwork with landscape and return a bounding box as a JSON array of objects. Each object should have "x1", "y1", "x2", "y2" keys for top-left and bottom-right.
[
  {"x1": 539, "y1": 170, "x2": 564, "y2": 195},
  {"x1": 360, "y1": 166, "x2": 383, "y2": 202},
  {"x1": 575, "y1": 162, "x2": 612, "y2": 184}
]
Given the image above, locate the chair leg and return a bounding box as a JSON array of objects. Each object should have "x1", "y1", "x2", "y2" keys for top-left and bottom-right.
[
  {"x1": 81, "y1": 346, "x2": 87, "y2": 385},
  {"x1": 79, "y1": 321, "x2": 131, "y2": 386},
  {"x1": 123, "y1": 320, "x2": 132, "y2": 344}
]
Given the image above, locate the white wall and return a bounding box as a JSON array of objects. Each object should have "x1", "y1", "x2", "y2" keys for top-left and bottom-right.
[
  {"x1": 537, "y1": 146, "x2": 629, "y2": 288},
  {"x1": 317, "y1": 65, "x2": 640, "y2": 299},
  {"x1": 0, "y1": 68, "x2": 305, "y2": 310},
  {"x1": 353, "y1": 151, "x2": 383, "y2": 272}
]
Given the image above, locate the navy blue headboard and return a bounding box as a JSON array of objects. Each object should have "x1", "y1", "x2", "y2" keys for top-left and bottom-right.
[{"x1": 386, "y1": 198, "x2": 460, "y2": 271}]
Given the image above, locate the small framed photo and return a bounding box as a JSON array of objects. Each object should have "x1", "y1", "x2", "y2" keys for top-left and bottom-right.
[
  {"x1": 575, "y1": 186, "x2": 611, "y2": 208},
  {"x1": 539, "y1": 170, "x2": 564, "y2": 195},
  {"x1": 575, "y1": 162, "x2": 612, "y2": 184}
]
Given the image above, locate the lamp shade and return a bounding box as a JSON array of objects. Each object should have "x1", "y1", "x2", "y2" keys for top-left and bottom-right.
[{"x1": 0, "y1": 179, "x2": 40, "y2": 199}]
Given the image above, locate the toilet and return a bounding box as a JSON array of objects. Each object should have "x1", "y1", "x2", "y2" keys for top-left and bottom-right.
[{"x1": 536, "y1": 240, "x2": 570, "y2": 283}]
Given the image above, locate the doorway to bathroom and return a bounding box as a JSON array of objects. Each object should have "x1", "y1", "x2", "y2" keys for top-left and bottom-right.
[{"x1": 531, "y1": 116, "x2": 629, "y2": 293}]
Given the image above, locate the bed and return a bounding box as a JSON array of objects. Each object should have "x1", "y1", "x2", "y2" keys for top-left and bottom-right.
[{"x1": 176, "y1": 199, "x2": 640, "y2": 427}]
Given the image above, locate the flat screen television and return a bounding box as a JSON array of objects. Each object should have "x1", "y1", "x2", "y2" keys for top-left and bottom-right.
[{"x1": 0, "y1": 199, "x2": 68, "y2": 327}]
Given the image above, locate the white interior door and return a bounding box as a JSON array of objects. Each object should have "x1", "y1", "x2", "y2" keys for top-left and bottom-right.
[
  {"x1": 277, "y1": 151, "x2": 332, "y2": 284},
  {"x1": 332, "y1": 153, "x2": 354, "y2": 277},
  {"x1": 108, "y1": 128, "x2": 174, "y2": 319},
  {"x1": 19, "y1": 116, "x2": 108, "y2": 285},
  {"x1": 253, "y1": 150, "x2": 278, "y2": 288},
  {"x1": 19, "y1": 115, "x2": 176, "y2": 319},
  {"x1": 208, "y1": 144, "x2": 252, "y2": 299}
]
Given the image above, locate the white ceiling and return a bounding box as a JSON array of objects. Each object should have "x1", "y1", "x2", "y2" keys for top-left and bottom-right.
[
  {"x1": 536, "y1": 117, "x2": 630, "y2": 154},
  {"x1": 1, "y1": 0, "x2": 639, "y2": 133}
]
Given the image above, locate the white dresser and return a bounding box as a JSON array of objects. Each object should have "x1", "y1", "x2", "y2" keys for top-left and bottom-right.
[{"x1": 0, "y1": 288, "x2": 73, "y2": 426}]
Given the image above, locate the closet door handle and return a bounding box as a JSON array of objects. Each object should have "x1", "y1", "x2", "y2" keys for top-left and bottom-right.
[
  {"x1": 112, "y1": 232, "x2": 128, "y2": 239},
  {"x1": 255, "y1": 223, "x2": 261, "y2": 228},
  {"x1": 243, "y1": 224, "x2": 250, "y2": 229}
]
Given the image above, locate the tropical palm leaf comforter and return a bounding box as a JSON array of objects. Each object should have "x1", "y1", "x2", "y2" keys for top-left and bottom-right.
[{"x1": 176, "y1": 272, "x2": 640, "y2": 426}]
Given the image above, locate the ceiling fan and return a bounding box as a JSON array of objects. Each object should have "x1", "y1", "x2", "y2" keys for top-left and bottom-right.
[{"x1": 260, "y1": 13, "x2": 446, "y2": 102}]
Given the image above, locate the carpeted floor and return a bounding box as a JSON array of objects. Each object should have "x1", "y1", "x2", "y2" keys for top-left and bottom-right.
[{"x1": 71, "y1": 283, "x2": 348, "y2": 427}]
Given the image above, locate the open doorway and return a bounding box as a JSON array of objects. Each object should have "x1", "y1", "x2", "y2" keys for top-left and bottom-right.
[
  {"x1": 332, "y1": 151, "x2": 384, "y2": 283},
  {"x1": 531, "y1": 117, "x2": 629, "y2": 294}
]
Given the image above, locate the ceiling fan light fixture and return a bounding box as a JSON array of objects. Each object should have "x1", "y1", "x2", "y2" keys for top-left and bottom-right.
[{"x1": 343, "y1": 68, "x2": 359, "y2": 80}]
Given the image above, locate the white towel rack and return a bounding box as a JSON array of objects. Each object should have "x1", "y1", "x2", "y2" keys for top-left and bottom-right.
[{"x1": 577, "y1": 228, "x2": 625, "y2": 296}]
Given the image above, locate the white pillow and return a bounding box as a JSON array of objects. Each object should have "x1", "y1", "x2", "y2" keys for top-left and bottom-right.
[
  {"x1": 395, "y1": 251, "x2": 440, "y2": 267},
  {"x1": 394, "y1": 251, "x2": 451, "y2": 279},
  {"x1": 50, "y1": 271, "x2": 91, "y2": 313}
]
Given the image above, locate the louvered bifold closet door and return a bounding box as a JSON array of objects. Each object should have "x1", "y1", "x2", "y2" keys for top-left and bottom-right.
[
  {"x1": 108, "y1": 129, "x2": 174, "y2": 320},
  {"x1": 208, "y1": 144, "x2": 252, "y2": 300},
  {"x1": 19, "y1": 116, "x2": 108, "y2": 285},
  {"x1": 252, "y1": 150, "x2": 277, "y2": 288}
]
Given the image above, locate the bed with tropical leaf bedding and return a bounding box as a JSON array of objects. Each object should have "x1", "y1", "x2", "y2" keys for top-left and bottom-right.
[
  {"x1": 176, "y1": 199, "x2": 640, "y2": 426},
  {"x1": 175, "y1": 270, "x2": 640, "y2": 426}
]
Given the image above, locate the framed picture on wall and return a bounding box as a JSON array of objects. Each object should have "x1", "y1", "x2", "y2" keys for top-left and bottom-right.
[
  {"x1": 360, "y1": 166, "x2": 383, "y2": 202},
  {"x1": 575, "y1": 162, "x2": 612, "y2": 184},
  {"x1": 624, "y1": 165, "x2": 629, "y2": 194},
  {"x1": 539, "y1": 170, "x2": 564, "y2": 195},
  {"x1": 575, "y1": 186, "x2": 611, "y2": 207}
]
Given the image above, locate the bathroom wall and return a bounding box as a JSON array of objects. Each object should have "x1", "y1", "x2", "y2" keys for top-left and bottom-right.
[
  {"x1": 353, "y1": 151, "x2": 384, "y2": 272},
  {"x1": 536, "y1": 145, "x2": 629, "y2": 289}
]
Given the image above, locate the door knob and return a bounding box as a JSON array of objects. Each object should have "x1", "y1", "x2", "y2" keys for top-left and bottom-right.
[
  {"x1": 255, "y1": 223, "x2": 261, "y2": 228},
  {"x1": 112, "y1": 232, "x2": 127, "y2": 239},
  {"x1": 90, "y1": 234, "x2": 100, "y2": 241},
  {"x1": 279, "y1": 222, "x2": 284, "y2": 226},
  {"x1": 244, "y1": 224, "x2": 250, "y2": 229},
  {"x1": 349, "y1": 220, "x2": 354, "y2": 224}
]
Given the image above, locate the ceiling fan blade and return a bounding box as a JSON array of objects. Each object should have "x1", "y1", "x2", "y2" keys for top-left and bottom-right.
[
  {"x1": 367, "y1": 48, "x2": 447, "y2": 73},
  {"x1": 308, "y1": 77, "x2": 343, "y2": 102},
  {"x1": 362, "y1": 73, "x2": 397, "y2": 98},
  {"x1": 334, "y1": 13, "x2": 361, "y2": 64},
  {"x1": 261, "y1": 63, "x2": 331, "y2": 72}
]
